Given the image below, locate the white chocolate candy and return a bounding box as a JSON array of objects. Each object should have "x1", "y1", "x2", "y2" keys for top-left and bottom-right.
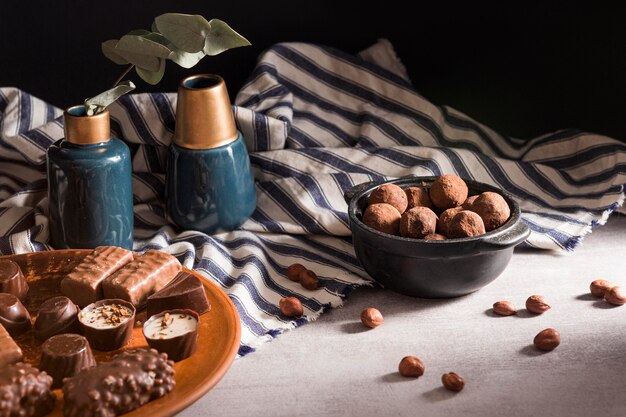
[
  {"x1": 144, "y1": 312, "x2": 197, "y2": 340},
  {"x1": 79, "y1": 304, "x2": 133, "y2": 329}
]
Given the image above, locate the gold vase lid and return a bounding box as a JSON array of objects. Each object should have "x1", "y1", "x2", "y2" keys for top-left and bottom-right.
[
  {"x1": 63, "y1": 105, "x2": 110, "y2": 145},
  {"x1": 174, "y1": 74, "x2": 238, "y2": 150}
]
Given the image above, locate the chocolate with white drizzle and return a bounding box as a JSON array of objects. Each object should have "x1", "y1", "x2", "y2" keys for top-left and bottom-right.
[{"x1": 143, "y1": 309, "x2": 199, "y2": 362}]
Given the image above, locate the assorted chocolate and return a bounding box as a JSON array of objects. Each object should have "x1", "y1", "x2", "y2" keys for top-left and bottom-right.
[
  {"x1": 62, "y1": 348, "x2": 175, "y2": 417},
  {"x1": 147, "y1": 271, "x2": 210, "y2": 317},
  {"x1": 0, "y1": 292, "x2": 32, "y2": 337},
  {"x1": 39, "y1": 333, "x2": 96, "y2": 388},
  {"x1": 0, "y1": 324, "x2": 23, "y2": 368},
  {"x1": 33, "y1": 295, "x2": 79, "y2": 341},
  {"x1": 0, "y1": 362, "x2": 56, "y2": 417},
  {"x1": 0, "y1": 259, "x2": 29, "y2": 301},
  {"x1": 78, "y1": 299, "x2": 136, "y2": 351},
  {"x1": 143, "y1": 309, "x2": 199, "y2": 362}
]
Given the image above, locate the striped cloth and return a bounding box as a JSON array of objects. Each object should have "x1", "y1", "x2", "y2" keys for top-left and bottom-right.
[{"x1": 0, "y1": 39, "x2": 624, "y2": 355}]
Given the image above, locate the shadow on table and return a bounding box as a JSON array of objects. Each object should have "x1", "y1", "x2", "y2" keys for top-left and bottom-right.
[
  {"x1": 379, "y1": 372, "x2": 411, "y2": 384},
  {"x1": 421, "y1": 386, "x2": 457, "y2": 402}
]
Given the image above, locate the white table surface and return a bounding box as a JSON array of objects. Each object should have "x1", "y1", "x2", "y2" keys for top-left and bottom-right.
[{"x1": 180, "y1": 213, "x2": 626, "y2": 417}]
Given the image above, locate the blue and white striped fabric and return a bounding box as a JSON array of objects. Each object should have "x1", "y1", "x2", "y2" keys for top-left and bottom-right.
[{"x1": 0, "y1": 40, "x2": 624, "y2": 355}]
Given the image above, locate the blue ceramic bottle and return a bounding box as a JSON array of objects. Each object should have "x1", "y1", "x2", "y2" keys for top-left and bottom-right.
[
  {"x1": 47, "y1": 106, "x2": 133, "y2": 249},
  {"x1": 166, "y1": 74, "x2": 256, "y2": 233}
]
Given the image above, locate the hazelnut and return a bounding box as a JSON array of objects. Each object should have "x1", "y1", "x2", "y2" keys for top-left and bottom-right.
[
  {"x1": 492, "y1": 301, "x2": 517, "y2": 316},
  {"x1": 525, "y1": 295, "x2": 551, "y2": 314},
  {"x1": 368, "y1": 184, "x2": 408, "y2": 214},
  {"x1": 404, "y1": 187, "x2": 434, "y2": 210},
  {"x1": 279, "y1": 297, "x2": 303, "y2": 317},
  {"x1": 286, "y1": 263, "x2": 306, "y2": 282},
  {"x1": 398, "y1": 356, "x2": 425, "y2": 377},
  {"x1": 604, "y1": 286, "x2": 626, "y2": 306},
  {"x1": 299, "y1": 269, "x2": 319, "y2": 290},
  {"x1": 360, "y1": 308, "x2": 384, "y2": 328},
  {"x1": 441, "y1": 372, "x2": 464, "y2": 392},
  {"x1": 362, "y1": 203, "x2": 401, "y2": 235},
  {"x1": 589, "y1": 279, "x2": 613, "y2": 298},
  {"x1": 399, "y1": 206, "x2": 438, "y2": 238},
  {"x1": 447, "y1": 210, "x2": 485, "y2": 239},
  {"x1": 429, "y1": 174, "x2": 468, "y2": 210},
  {"x1": 533, "y1": 328, "x2": 560, "y2": 351}
]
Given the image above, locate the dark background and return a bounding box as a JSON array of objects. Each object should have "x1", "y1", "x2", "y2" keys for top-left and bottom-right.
[{"x1": 1, "y1": 2, "x2": 626, "y2": 142}]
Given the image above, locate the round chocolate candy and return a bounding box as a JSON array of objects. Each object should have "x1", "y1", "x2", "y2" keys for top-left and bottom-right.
[
  {"x1": 39, "y1": 333, "x2": 96, "y2": 389},
  {"x1": 0, "y1": 259, "x2": 29, "y2": 301},
  {"x1": 143, "y1": 309, "x2": 199, "y2": 362},
  {"x1": 0, "y1": 293, "x2": 32, "y2": 337},
  {"x1": 78, "y1": 299, "x2": 136, "y2": 351},
  {"x1": 33, "y1": 295, "x2": 79, "y2": 341}
]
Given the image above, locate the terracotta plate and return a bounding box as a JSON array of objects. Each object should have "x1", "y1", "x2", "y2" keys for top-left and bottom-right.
[{"x1": 1, "y1": 249, "x2": 241, "y2": 417}]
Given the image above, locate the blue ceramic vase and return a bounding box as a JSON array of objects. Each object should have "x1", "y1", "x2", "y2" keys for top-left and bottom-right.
[
  {"x1": 166, "y1": 74, "x2": 256, "y2": 233},
  {"x1": 47, "y1": 106, "x2": 133, "y2": 249}
]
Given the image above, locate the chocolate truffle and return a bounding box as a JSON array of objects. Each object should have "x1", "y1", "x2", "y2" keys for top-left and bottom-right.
[
  {"x1": 143, "y1": 309, "x2": 199, "y2": 362},
  {"x1": 63, "y1": 348, "x2": 175, "y2": 417},
  {"x1": 39, "y1": 333, "x2": 96, "y2": 389},
  {"x1": 0, "y1": 363, "x2": 56, "y2": 417},
  {"x1": 436, "y1": 206, "x2": 463, "y2": 237},
  {"x1": 404, "y1": 187, "x2": 434, "y2": 210},
  {"x1": 368, "y1": 184, "x2": 408, "y2": 214},
  {"x1": 33, "y1": 295, "x2": 79, "y2": 341},
  {"x1": 78, "y1": 299, "x2": 136, "y2": 351},
  {"x1": 0, "y1": 293, "x2": 32, "y2": 337},
  {"x1": 0, "y1": 323, "x2": 23, "y2": 368},
  {"x1": 448, "y1": 210, "x2": 486, "y2": 238},
  {"x1": 424, "y1": 233, "x2": 447, "y2": 241},
  {"x1": 0, "y1": 259, "x2": 28, "y2": 301},
  {"x1": 472, "y1": 191, "x2": 511, "y2": 231},
  {"x1": 429, "y1": 174, "x2": 468, "y2": 210},
  {"x1": 147, "y1": 271, "x2": 210, "y2": 317},
  {"x1": 399, "y1": 206, "x2": 438, "y2": 239},
  {"x1": 461, "y1": 195, "x2": 479, "y2": 210},
  {"x1": 362, "y1": 203, "x2": 401, "y2": 235}
]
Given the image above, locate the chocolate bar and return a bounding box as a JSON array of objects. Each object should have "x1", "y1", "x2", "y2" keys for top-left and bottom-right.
[
  {"x1": 0, "y1": 362, "x2": 56, "y2": 417},
  {"x1": 39, "y1": 333, "x2": 96, "y2": 389},
  {"x1": 63, "y1": 348, "x2": 175, "y2": 417},
  {"x1": 60, "y1": 246, "x2": 133, "y2": 307},
  {"x1": 143, "y1": 309, "x2": 199, "y2": 362},
  {"x1": 0, "y1": 324, "x2": 23, "y2": 368},
  {"x1": 78, "y1": 299, "x2": 136, "y2": 351},
  {"x1": 147, "y1": 271, "x2": 210, "y2": 317},
  {"x1": 33, "y1": 295, "x2": 79, "y2": 341},
  {"x1": 102, "y1": 249, "x2": 182, "y2": 308},
  {"x1": 0, "y1": 259, "x2": 29, "y2": 301},
  {"x1": 0, "y1": 293, "x2": 32, "y2": 337}
]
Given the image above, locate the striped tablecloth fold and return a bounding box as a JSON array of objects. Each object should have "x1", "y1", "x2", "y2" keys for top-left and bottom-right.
[{"x1": 0, "y1": 39, "x2": 624, "y2": 354}]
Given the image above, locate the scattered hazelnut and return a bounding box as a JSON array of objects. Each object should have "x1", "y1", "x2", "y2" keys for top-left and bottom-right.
[
  {"x1": 299, "y1": 269, "x2": 319, "y2": 290},
  {"x1": 368, "y1": 184, "x2": 408, "y2": 214},
  {"x1": 362, "y1": 203, "x2": 401, "y2": 235},
  {"x1": 533, "y1": 328, "x2": 560, "y2": 351},
  {"x1": 279, "y1": 297, "x2": 303, "y2": 317},
  {"x1": 492, "y1": 301, "x2": 517, "y2": 316},
  {"x1": 399, "y1": 206, "x2": 438, "y2": 238},
  {"x1": 398, "y1": 356, "x2": 425, "y2": 377},
  {"x1": 590, "y1": 279, "x2": 613, "y2": 298},
  {"x1": 404, "y1": 187, "x2": 434, "y2": 210},
  {"x1": 360, "y1": 308, "x2": 384, "y2": 328},
  {"x1": 286, "y1": 263, "x2": 307, "y2": 282},
  {"x1": 604, "y1": 286, "x2": 626, "y2": 306},
  {"x1": 429, "y1": 174, "x2": 468, "y2": 210},
  {"x1": 447, "y1": 210, "x2": 486, "y2": 239},
  {"x1": 525, "y1": 295, "x2": 551, "y2": 314},
  {"x1": 471, "y1": 191, "x2": 511, "y2": 231},
  {"x1": 441, "y1": 372, "x2": 464, "y2": 392}
]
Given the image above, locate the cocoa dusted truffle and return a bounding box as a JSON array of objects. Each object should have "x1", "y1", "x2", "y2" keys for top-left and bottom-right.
[
  {"x1": 404, "y1": 187, "x2": 434, "y2": 210},
  {"x1": 461, "y1": 195, "x2": 479, "y2": 210},
  {"x1": 429, "y1": 174, "x2": 468, "y2": 210},
  {"x1": 0, "y1": 259, "x2": 28, "y2": 301},
  {"x1": 63, "y1": 348, "x2": 175, "y2": 417},
  {"x1": 362, "y1": 203, "x2": 401, "y2": 235},
  {"x1": 368, "y1": 184, "x2": 408, "y2": 214},
  {"x1": 0, "y1": 293, "x2": 32, "y2": 337},
  {"x1": 437, "y1": 206, "x2": 463, "y2": 237},
  {"x1": 448, "y1": 210, "x2": 486, "y2": 238},
  {"x1": 424, "y1": 233, "x2": 447, "y2": 241},
  {"x1": 0, "y1": 362, "x2": 56, "y2": 417},
  {"x1": 472, "y1": 191, "x2": 511, "y2": 231},
  {"x1": 39, "y1": 333, "x2": 96, "y2": 389},
  {"x1": 399, "y1": 207, "x2": 438, "y2": 238}
]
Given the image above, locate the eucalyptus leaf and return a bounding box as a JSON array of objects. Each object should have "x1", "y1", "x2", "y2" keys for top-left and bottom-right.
[
  {"x1": 151, "y1": 20, "x2": 159, "y2": 33},
  {"x1": 114, "y1": 34, "x2": 172, "y2": 72},
  {"x1": 203, "y1": 19, "x2": 251, "y2": 56},
  {"x1": 84, "y1": 81, "x2": 136, "y2": 115},
  {"x1": 136, "y1": 59, "x2": 166, "y2": 85},
  {"x1": 127, "y1": 29, "x2": 151, "y2": 36},
  {"x1": 168, "y1": 48, "x2": 205, "y2": 68},
  {"x1": 154, "y1": 13, "x2": 212, "y2": 53},
  {"x1": 102, "y1": 40, "x2": 128, "y2": 65}
]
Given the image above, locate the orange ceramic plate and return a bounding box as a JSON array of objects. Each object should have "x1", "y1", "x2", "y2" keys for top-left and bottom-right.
[{"x1": 1, "y1": 249, "x2": 241, "y2": 417}]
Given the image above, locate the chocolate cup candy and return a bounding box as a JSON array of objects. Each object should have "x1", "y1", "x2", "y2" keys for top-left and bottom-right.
[
  {"x1": 0, "y1": 293, "x2": 32, "y2": 337},
  {"x1": 0, "y1": 259, "x2": 29, "y2": 301},
  {"x1": 33, "y1": 295, "x2": 79, "y2": 341},
  {"x1": 39, "y1": 333, "x2": 96, "y2": 389},
  {"x1": 78, "y1": 299, "x2": 136, "y2": 351},
  {"x1": 147, "y1": 271, "x2": 210, "y2": 317},
  {"x1": 143, "y1": 309, "x2": 199, "y2": 362}
]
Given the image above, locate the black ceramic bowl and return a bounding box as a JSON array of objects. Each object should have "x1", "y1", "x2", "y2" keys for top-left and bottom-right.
[{"x1": 345, "y1": 176, "x2": 530, "y2": 298}]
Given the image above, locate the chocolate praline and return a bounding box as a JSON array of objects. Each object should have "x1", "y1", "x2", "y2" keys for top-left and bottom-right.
[
  {"x1": 0, "y1": 259, "x2": 29, "y2": 301},
  {"x1": 33, "y1": 296, "x2": 79, "y2": 342},
  {"x1": 143, "y1": 309, "x2": 199, "y2": 362},
  {"x1": 147, "y1": 271, "x2": 210, "y2": 317},
  {"x1": 0, "y1": 293, "x2": 32, "y2": 337},
  {"x1": 39, "y1": 333, "x2": 96, "y2": 389},
  {"x1": 78, "y1": 299, "x2": 136, "y2": 351},
  {"x1": 0, "y1": 362, "x2": 56, "y2": 417}
]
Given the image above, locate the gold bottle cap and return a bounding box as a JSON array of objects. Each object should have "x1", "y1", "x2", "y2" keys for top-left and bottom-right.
[
  {"x1": 63, "y1": 105, "x2": 110, "y2": 145},
  {"x1": 174, "y1": 74, "x2": 238, "y2": 150}
]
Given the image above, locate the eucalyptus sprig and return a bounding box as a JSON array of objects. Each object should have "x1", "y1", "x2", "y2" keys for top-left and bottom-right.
[{"x1": 84, "y1": 13, "x2": 250, "y2": 115}]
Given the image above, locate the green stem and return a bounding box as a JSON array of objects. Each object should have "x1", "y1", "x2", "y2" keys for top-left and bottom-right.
[{"x1": 112, "y1": 64, "x2": 135, "y2": 88}]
